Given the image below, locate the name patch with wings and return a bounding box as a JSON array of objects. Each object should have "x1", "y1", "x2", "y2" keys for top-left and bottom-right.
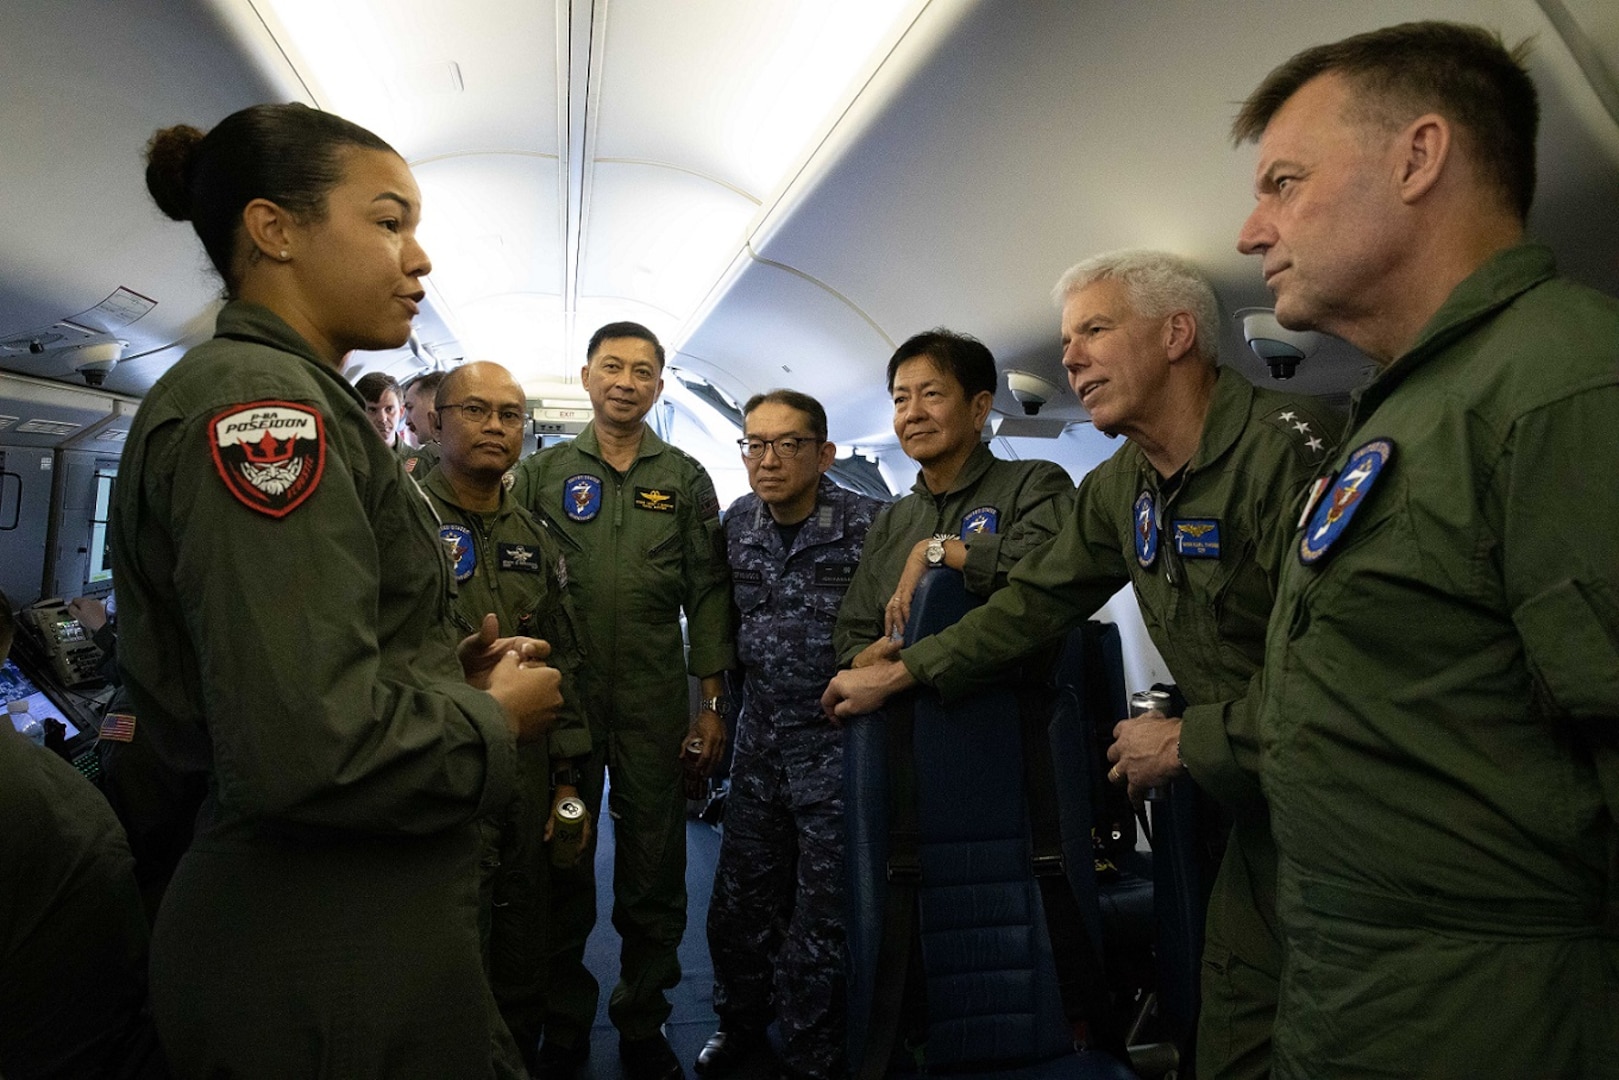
[
  {"x1": 208, "y1": 401, "x2": 325, "y2": 518},
  {"x1": 1172, "y1": 519, "x2": 1221, "y2": 559}
]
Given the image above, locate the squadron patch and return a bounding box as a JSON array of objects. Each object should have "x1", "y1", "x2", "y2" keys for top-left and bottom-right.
[
  {"x1": 208, "y1": 401, "x2": 325, "y2": 518},
  {"x1": 1299, "y1": 438, "x2": 1394, "y2": 566},
  {"x1": 960, "y1": 505, "x2": 999, "y2": 538},
  {"x1": 635, "y1": 487, "x2": 677, "y2": 513},
  {"x1": 564, "y1": 474, "x2": 603, "y2": 522},
  {"x1": 1172, "y1": 519, "x2": 1221, "y2": 559},
  {"x1": 440, "y1": 523, "x2": 477, "y2": 582},
  {"x1": 1134, "y1": 489, "x2": 1158, "y2": 568},
  {"x1": 499, "y1": 542, "x2": 541, "y2": 573}
]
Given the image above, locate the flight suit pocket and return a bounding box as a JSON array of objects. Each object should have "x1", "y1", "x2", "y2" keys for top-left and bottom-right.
[{"x1": 1513, "y1": 578, "x2": 1619, "y2": 717}]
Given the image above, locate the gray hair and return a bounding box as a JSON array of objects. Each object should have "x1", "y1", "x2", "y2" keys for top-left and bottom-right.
[{"x1": 1051, "y1": 249, "x2": 1220, "y2": 363}]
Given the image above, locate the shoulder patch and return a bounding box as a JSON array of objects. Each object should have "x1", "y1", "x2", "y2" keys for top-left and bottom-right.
[
  {"x1": 1299, "y1": 438, "x2": 1394, "y2": 566},
  {"x1": 564, "y1": 474, "x2": 603, "y2": 521},
  {"x1": 1261, "y1": 405, "x2": 1331, "y2": 462},
  {"x1": 961, "y1": 505, "x2": 999, "y2": 537},
  {"x1": 1133, "y1": 489, "x2": 1159, "y2": 568},
  {"x1": 208, "y1": 401, "x2": 325, "y2": 518},
  {"x1": 440, "y1": 523, "x2": 477, "y2": 582}
]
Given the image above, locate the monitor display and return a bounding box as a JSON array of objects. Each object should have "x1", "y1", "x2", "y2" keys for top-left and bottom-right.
[{"x1": 2, "y1": 657, "x2": 82, "y2": 741}]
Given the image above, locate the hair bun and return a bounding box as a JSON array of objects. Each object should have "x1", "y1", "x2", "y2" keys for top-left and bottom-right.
[{"x1": 144, "y1": 124, "x2": 206, "y2": 222}]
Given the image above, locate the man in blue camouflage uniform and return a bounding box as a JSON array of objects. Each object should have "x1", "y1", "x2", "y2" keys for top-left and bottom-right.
[{"x1": 697, "y1": 391, "x2": 883, "y2": 1080}]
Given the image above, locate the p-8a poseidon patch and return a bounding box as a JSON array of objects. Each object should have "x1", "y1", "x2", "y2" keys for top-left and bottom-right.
[{"x1": 208, "y1": 401, "x2": 326, "y2": 518}]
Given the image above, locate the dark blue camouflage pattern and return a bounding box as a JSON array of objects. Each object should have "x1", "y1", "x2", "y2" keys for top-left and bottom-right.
[{"x1": 708, "y1": 477, "x2": 883, "y2": 1080}]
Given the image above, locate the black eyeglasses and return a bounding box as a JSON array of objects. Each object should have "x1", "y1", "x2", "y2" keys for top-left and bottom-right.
[
  {"x1": 737, "y1": 435, "x2": 819, "y2": 460},
  {"x1": 439, "y1": 402, "x2": 528, "y2": 429}
]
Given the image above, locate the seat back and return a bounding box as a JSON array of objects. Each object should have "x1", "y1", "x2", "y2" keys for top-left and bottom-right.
[{"x1": 844, "y1": 569, "x2": 1135, "y2": 1078}]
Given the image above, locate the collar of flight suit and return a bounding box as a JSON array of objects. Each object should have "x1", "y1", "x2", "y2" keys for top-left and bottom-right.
[
  {"x1": 213, "y1": 300, "x2": 364, "y2": 407},
  {"x1": 1350, "y1": 243, "x2": 1557, "y2": 425},
  {"x1": 1122, "y1": 363, "x2": 1254, "y2": 488},
  {"x1": 572, "y1": 419, "x2": 670, "y2": 472},
  {"x1": 418, "y1": 463, "x2": 516, "y2": 519},
  {"x1": 907, "y1": 440, "x2": 999, "y2": 499}
]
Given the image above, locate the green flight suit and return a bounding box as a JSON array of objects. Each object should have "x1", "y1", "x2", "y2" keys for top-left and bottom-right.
[
  {"x1": 420, "y1": 467, "x2": 591, "y2": 1061},
  {"x1": 0, "y1": 733, "x2": 152, "y2": 1078},
  {"x1": 111, "y1": 301, "x2": 519, "y2": 1080},
  {"x1": 833, "y1": 443, "x2": 1074, "y2": 665},
  {"x1": 400, "y1": 437, "x2": 441, "y2": 478},
  {"x1": 512, "y1": 421, "x2": 736, "y2": 1042},
  {"x1": 1259, "y1": 244, "x2": 1619, "y2": 1079},
  {"x1": 902, "y1": 366, "x2": 1338, "y2": 1079}
]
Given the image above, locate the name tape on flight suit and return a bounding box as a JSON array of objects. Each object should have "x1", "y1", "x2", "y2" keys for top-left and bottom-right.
[
  {"x1": 499, "y1": 543, "x2": 541, "y2": 572},
  {"x1": 208, "y1": 401, "x2": 326, "y2": 518},
  {"x1": 1172, "y1": 519, "x2": 1221, "y2": 558},
  {"x1": 635, "y1": 487, "x2": 677, "y2": 513}
]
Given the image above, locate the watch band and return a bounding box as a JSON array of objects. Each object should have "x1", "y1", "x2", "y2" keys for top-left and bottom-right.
[
  {"x1": 550, "y1": 762, "x2": 579, "y2": 788},
  {"x1": 700, "y1": 696, "x2": 731, "y2": 715}
]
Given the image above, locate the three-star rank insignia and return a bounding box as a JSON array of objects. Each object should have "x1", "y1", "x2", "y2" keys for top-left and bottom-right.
[
  {"x1": 564, "y1": 474, "x2": 603, "y2": 521},
  {"x1": 1299, "y1": 438, "x2": 1394, "y2": 566},
  {"x1": 960, "y1": 505, "x2": 999, "y2": 538},
  {"x1": 1134, "y1": 489, "x2": 1158, "y2": 568},
  {"x1": 208, "y1": 401, "x2": 326, "y2": 518},
  {"x1": 1263, "y1": 406, "x2": 1330, "y2": 462},
  {"x1": 440, "y1": 523, "x2": 477, "y2": 582}
]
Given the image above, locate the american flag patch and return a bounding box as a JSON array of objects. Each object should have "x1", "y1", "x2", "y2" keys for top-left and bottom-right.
[{"x1": 99, "y1": 712, "x2": 136, "y2": 743}]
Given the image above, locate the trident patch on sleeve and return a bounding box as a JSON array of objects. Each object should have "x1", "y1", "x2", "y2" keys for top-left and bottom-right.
[{"x1": 208, "y1": 401, "x2": 326, "y2": 517}]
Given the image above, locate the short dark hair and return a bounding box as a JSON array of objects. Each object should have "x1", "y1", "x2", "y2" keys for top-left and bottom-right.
[
  {"x1": 144, "y1": 103, "x2": 396, "y2": 297},
  {"x1": 1232, "y1": 21, "x2": 1538, "y2": 220},
  {"x1": 743, "y1": 389, "x2": 829, "y2": 442},
  {"x1": 405, "y1": 370, "x2": 445, "y2": 398},
  {"x1": 587, "y1": 321, "x2": 664, "y2": 369},
  {"x1": 354, "y1": 372, "x2": 401, "y2": 404},
  {"x1": 885, "y1": 328, "x2": 997, "y2": 399}
]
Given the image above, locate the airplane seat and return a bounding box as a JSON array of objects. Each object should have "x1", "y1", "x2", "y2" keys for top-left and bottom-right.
[{"x1": 844, "y1": 568, "x2": 1136, "y2": 1079}]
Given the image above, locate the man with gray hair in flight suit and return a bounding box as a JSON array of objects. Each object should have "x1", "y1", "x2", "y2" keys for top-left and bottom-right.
[{"x1": 824, "y1": 251, "x2": 1340, "y2": 1080}]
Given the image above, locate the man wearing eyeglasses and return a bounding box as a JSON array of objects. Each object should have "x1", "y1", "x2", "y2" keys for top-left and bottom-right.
[
  {"x1": 419, "y1": 360, "x2": 589, "y2": 1075},
  {"x1": 512, "y1": 322, "x2": 735, "y2": 1080},
  {"x1": 695, "y1": 390, "x2": 883, "y2": 1080}
]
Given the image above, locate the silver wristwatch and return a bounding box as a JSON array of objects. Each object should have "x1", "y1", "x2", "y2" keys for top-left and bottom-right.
[{"x1": 925, "y1": 533, "x2": 952, "y2": 567}]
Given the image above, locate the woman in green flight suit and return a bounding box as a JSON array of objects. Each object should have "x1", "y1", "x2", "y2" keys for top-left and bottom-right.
[{"x1": 116, "y1": 104, "x2": 561, "y2": 1078}]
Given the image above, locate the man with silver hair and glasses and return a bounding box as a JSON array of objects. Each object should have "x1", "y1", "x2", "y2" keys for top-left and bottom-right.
[
  {"x1": 1233, "y1": 22, "x2": 1619, "y2": 1078},
  {"x1": 824, "y1": 249, "x2": 1340, "y2": 1079}
]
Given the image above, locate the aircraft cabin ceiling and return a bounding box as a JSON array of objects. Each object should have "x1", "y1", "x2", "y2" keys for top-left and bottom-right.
[{"x1": 1, "y1": 0, "x2": 1615, "y2": 455}]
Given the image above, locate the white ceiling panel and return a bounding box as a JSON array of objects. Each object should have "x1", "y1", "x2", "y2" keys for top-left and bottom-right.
[{"x1": 578, "y1": 162, "x2": 761, "y2": 324}]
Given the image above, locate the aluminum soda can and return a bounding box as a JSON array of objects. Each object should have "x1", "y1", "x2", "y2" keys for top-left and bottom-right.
[
  {"x1": 1130, "y1": 690, "x2": 1175, "y2": 800},
  {"x1": 682, "y1": 736, "x2": 707, "y2": 801},
  {"x1": 550, "y1": 796, "x2": 587, "y2": 868},
  {"x1": 1129, "y1": 689, "x2": 1174, "y2": 718}
]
